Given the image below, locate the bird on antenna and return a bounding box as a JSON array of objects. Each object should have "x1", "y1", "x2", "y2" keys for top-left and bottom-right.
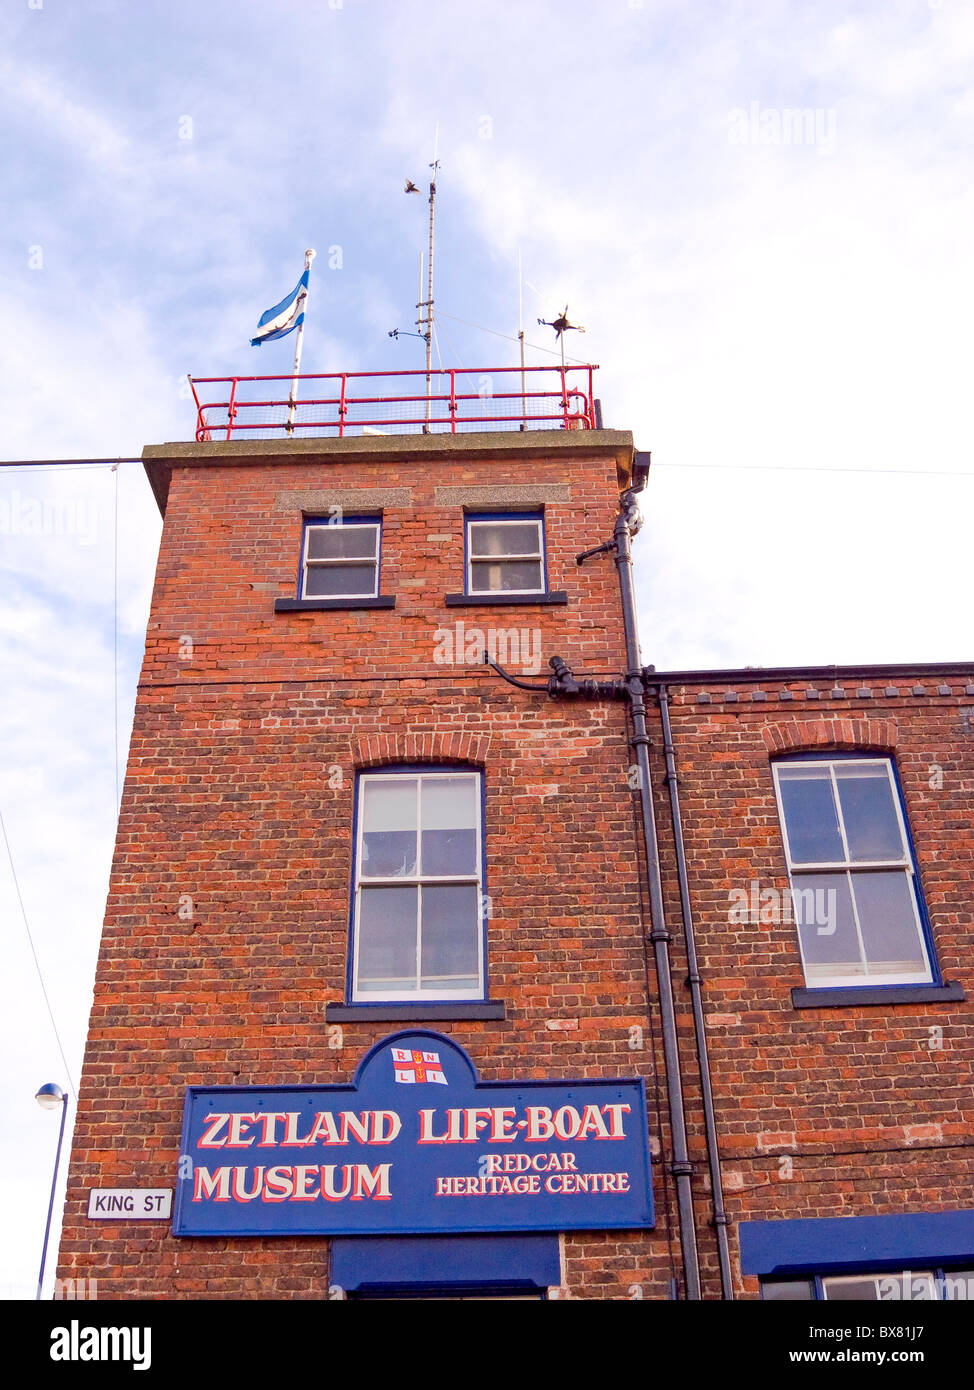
[
  {"x1": 404, "y1": 179, "x2": 421, "y2": 194},
  {"x1": 537, "y1": 306, "x2": 585, "y2": 338}
]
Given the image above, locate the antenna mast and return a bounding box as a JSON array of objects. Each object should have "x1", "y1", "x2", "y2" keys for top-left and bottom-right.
[
  {"x1": 395, "y1": 132, "x2": 440, "y2": 431},
  {"x1": 420, "y1": 136, "x2": 439, "y2": 432}
]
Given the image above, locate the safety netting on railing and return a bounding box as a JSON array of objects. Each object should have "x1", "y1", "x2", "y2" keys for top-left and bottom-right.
[{"x1": 188, "y1": 365, "x2": 598, "y2": 442}]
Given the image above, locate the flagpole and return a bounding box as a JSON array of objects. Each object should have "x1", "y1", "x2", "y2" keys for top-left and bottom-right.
[{"x1": 286, "y1": 248, "x2": 316, "y2": 435}]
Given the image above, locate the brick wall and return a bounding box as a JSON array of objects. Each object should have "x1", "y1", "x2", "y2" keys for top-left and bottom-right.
[{"x1": 652, "y1": 682, "x2": 974, "y2": 1297}]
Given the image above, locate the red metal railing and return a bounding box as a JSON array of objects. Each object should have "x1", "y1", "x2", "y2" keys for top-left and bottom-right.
[{"x1": 187, "y1": 365, "x2": 598, "y2": 442}]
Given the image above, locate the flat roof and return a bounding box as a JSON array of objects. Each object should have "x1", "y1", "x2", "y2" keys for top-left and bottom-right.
[{"x1": 142, "y1": 429, "x2": 638, "y2": 517}]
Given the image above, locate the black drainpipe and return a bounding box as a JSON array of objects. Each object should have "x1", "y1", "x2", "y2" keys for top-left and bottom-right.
[
  {"x1": 656, "y1": 682, "x2": 734, "y2": 1299},
  {"x1": 486, "y1": 485, "x2": 703, "y2": 1300},
  {"x1": 610, "y1": 490, "x2": 701, "y2": 1301}
]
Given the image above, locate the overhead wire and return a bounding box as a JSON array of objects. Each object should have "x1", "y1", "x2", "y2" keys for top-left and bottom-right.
[
  {"x1": 0, "y1": 458, "x2": 131, "y2": 1097},
  {"x1": 0, "y1": 464, "x2": 142, "y2": 475},
  {"x1": 0, "y1": 805, "x2": 78, "y2": 1094},
  {"x1": 113, "y1": 466, "x2": 120, "y2": 814},
  {"x1": 436, "y1": 311, "x2": 590, "y2": 365},
  {"x1": 431, "y1": 323, "x2": 444, "y2": 376},
  {"x1": 433, "y1": 317, "x2": 465, "y2": 370},
  {"x1": 651, "y1": 461, "x2": 974, "y2": 478},
  {"x1": 0, "y1": 450, "x2": 970, "y2": 482}
]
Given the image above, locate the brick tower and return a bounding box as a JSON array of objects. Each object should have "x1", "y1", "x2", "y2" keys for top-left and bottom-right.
[{"x1": 55, "y1": 369, "x2": 691, "y2": 1299}]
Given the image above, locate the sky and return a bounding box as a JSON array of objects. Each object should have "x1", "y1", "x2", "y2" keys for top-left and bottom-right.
[{"x1": 1, "y1": 0, "x2": 972, "y2": 1297}]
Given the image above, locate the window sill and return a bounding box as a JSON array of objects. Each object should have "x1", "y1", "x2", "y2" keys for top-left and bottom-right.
[
  {"x1": 791, "y1": 982, "x2": 965, "y2": 1009},
  {"x1": 444, "y1": 592, "x2": 568, "y2": 607},
  {"x1": 325, "y1": 1002, "x2": 506, "y2": 1022},
  {"x1": 274, "y1": 596, "x2": 397, "y2": 611}
]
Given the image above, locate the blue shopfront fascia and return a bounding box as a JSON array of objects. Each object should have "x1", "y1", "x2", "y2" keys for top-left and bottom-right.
[
  {"x1": 331, "y1": 1233, "x2": 561, "y2": 1296},
  {"x1": 740, "y1": 1210, "x2": 974, "y2": 1280}
]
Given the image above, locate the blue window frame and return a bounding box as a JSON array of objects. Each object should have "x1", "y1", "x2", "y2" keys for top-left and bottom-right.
[
  {"x1": 300, "y1": 514, "x2": 381, "y2": 599},
  {"x1": 772, "y1": 753, "x2": 938, "y2": 990},
  {"x1": 348, "y1": 768, "x2": 487, "y2": 1003},
  {"x1": 464, "y1": 512, "x2": 547, "y2": 597}
]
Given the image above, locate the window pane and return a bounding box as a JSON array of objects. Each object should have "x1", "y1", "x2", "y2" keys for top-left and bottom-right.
[
  {"x1": 361, "y1": 779, "x2": 417, "y2": 878},
  {"x1": 835, "y1": 764, "x2": 905, "y2": 861},
  {"x1": 420, "y1": 884, "x2": 480, "y2": 990},
  {"x1": 777, "y1": 766, "x2": 844, "y2": 863},
  {"x1": 852, "y1": 871, "x2": 929, "y2": 978},
  {"x1": 822, "y1": 1275, "x2": 883, "y2": 1300},
  {"x1": 469, "y1": 522, "x2": 540, "y2": 557},
  {"x1": 421, "y1": 776, "x2": 478, "y2": 876},
  {"x1": 304, "y1": 563, "x2": 377, "y2": 597},
  {"x1": 307, "y1": 525, "x2": 378, "y2": 560},
  {"x1": 356, "y1": 886, "x2": 417, "y2": 992},
  {"x1": 793, "y1": 872, "x2": 863, "y2": 980},
  {"x1": 942, "y1": 1271, "x2": 974, "y2": 1300},
  {"x1": 469, "y1": 560, "x2": 543, "y2": 593},
  {"x1": 761, "y1": 1279, "x2": 815, "y2": 1301},
  {"x1": 899, "y1": 1273, "x2": 936, "y2": 1300},
  {"x1": 825, "y1": 1271, "x2": 937, "y2": 1301}
]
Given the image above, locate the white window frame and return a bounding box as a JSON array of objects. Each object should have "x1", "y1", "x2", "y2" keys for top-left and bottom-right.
[
  {"x1": 301, "y1": 520, "x2": 380, "y2": 600},
  {"x1": 466, "y1": 517, "x2": 545, "y2": 597},
  {"x1": 772, "y1": 757, "x2": 933, "y2": 989},
  {"x1": 351, "y1": 770, "x2": 485, "y2": 1002}
]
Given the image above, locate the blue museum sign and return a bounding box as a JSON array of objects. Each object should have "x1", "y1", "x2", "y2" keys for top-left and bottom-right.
[{"x1": 173, "y1": 1030, "x2": 654, "y2": 1237}]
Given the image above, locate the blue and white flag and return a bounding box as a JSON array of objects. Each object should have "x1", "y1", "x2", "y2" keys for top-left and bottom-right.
[{"x1": 251, "y1": 267, "x2": 310, "y2": 346}]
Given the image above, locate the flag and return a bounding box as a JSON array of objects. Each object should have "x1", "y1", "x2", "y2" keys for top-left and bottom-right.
[
  {"x1": 391, "y1": 1047, "x2": 448, "y2": 1084},
  {"x1": 251, "y1": 268, "x2": 310, "y2": 346}
]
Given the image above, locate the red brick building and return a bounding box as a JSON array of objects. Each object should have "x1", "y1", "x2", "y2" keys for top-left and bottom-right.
[
  {"x1": 652, "y1": 666, "x2": 974, "y2": 1300},
  {"x1": 54, "y1": 382, "x2": 974, "y2": 1300}
]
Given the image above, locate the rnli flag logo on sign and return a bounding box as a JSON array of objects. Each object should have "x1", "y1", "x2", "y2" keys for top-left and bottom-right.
[{"x1": 392, "y1": 1048, "x2": 447, "y2": 1085}]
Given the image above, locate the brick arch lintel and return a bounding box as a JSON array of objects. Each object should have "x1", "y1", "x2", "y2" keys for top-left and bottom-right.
[
  {"x1": 761, "y1": 717, "x2": 897, "y2": 755},
  {"x1": 353, "y1": 730, "x2": 491, "y2": 769}
]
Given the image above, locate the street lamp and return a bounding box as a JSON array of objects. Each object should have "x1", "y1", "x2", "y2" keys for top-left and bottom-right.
[{"x1": 35, "y1": 1082, "x2": 68, "y2": 1300}]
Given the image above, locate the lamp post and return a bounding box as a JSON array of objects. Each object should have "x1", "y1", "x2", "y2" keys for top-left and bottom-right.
[{"x1": 35, "y1": 1082, "x2": 68, "y2": 1300}]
